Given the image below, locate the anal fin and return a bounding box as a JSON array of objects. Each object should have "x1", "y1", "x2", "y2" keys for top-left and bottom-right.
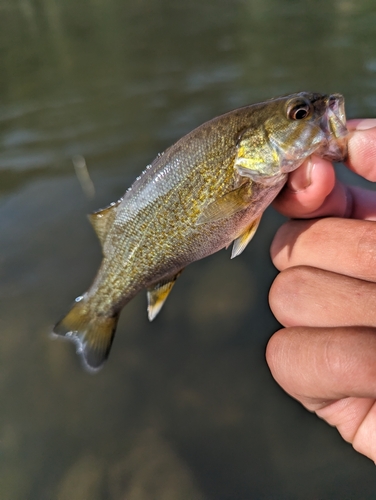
[
  {"x1": 231, "y1": 215, "x2": 261, "y2": 259},
  {"x1": 147, "y1": 271, "x2": 183, "y2": 321}
]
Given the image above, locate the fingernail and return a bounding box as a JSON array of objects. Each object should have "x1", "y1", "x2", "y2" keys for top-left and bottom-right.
[
  {"x1": 287, "y1": 159, "x2": 313, "y2": 192},
  {"x1": 355, "y1": 119, "x2": 376, "y2": 130}
]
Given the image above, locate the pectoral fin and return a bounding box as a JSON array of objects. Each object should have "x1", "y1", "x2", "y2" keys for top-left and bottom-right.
[
  {"x1": 197, "y1": 183, "x2": 253, "y2": 225},
  {"x1": 147, "y1": 271, "x2": 183, "y2": 321},
  {"x1": 88, "y1": 199, "x2": 122, "y2": 248},
  {"x1": 231, "y1": 215, "x2": 262, "y2": 259}
]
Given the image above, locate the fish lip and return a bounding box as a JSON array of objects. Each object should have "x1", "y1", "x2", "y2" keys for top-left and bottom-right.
[
  {"x1": 323, "y1": 93, "x2": 347, "y2": 138},
  {"x1": 318, "y1": 93, "x2": 349, "y2": 162},
  {"x1": 328, "y1": 93, "x2": 346, "y2": 124}
]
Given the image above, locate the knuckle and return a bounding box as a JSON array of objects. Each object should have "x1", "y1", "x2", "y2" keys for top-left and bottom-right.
[
  {"x1": 355, "y1": 223, "x2": 376, "y2": 279},
  {"x1": 269, "y1": 266, "x2": 309, "y2": 323}
]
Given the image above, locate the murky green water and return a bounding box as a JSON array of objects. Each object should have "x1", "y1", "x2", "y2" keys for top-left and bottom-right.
[{"x1": 2, "y1": 0, "x2": 376, "y2": 498}]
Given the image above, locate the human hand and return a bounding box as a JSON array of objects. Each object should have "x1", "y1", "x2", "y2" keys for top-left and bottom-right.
[{"x1": 267, "y1": 119, "x2": 376, "y2": 462}]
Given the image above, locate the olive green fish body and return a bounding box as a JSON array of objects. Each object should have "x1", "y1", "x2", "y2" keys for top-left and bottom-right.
[
  {"x1": 53, "y1": 92, "x2": 348, "y2": 370},
  {"x1": 89, "y1": 114, "x2": 287, "y2": 310}
]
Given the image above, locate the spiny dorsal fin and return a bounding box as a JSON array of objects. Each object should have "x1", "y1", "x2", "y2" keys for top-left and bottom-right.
[
  {"x1": 196, "y1": 183, "x2": 253, "y2": 225},
  {"x1": 88, "y1": 199, "x2": 122, "y2": 248},
  {"x1": 147, "y1": 270, "x2": 184, "y2": 321},
  {"x1": 231, "y1": 215, "x2": 262, "y2": 259}
]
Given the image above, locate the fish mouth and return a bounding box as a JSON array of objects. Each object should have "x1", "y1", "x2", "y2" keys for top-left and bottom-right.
[{"x1": 318, "y1": 93, "x2": 349, "y2": 162}]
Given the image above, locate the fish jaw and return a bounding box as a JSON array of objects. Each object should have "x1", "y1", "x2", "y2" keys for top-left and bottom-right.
[{"x1": 318, "y1": 93, "x2": 348, "y2": 162}]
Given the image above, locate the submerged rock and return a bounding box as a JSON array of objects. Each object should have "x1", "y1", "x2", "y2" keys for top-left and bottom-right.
[
  {"x1": 109, "y1": 428, "x2": 206, "y2": 500},
  {"x1": 56, "y1": 455, "x2": 104, "y2": 500}
]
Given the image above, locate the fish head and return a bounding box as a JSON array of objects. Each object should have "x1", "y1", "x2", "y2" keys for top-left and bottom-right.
[{"x1": 236, "y1": 92, "x2": 348, "y2": 182}]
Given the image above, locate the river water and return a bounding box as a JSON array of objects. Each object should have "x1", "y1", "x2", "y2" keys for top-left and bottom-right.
[{"x1": 1, "y1": 0, "x2": 376, "y2": 498}]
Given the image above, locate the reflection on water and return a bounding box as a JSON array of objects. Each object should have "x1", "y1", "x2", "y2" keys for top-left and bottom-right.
[{"x1": 1, "y1": 0, "x2": 376, "y2": 498}]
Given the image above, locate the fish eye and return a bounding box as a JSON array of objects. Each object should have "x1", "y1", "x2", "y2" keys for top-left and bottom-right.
[{"x1": 287, "y1": 100, "x2": 312, "y2": 120}]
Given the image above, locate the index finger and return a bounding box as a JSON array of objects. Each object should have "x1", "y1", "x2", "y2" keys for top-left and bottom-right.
[{"x1": 270, "y1": 217, "x2": 376, "y2": 278}]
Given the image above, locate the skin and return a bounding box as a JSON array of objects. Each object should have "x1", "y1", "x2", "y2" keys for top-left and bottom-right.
[{"x1": 268, "y1": 118, "x2": 376, "y2": 463}]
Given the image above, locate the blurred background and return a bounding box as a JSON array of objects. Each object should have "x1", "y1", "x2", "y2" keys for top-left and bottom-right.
[{"x1": 1, "y1": 0, "x2": 376, "y2": 498}]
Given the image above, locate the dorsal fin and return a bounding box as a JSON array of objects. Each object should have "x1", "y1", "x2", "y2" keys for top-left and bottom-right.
[{"x1": 88, "y1": 199, "x2": 122, "y2": 248}]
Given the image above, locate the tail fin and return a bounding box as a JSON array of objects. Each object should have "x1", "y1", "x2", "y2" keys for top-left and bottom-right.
[{"x1": 52, "y1": 297, "x2": 119, "y2": 371}]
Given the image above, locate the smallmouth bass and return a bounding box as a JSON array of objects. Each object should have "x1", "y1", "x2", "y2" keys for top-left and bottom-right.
[{"x1": 53, "y1": 92, "x2": 348, "y2": 370}]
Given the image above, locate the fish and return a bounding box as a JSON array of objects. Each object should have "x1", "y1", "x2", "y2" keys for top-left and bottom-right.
[{"x1": 53, "y1": 92, "x2": 348, "y2": 371}]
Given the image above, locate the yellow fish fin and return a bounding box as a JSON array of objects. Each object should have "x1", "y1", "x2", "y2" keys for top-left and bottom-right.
[
  {"x1": 88, "y1": 199, "x2": 122, "y2": 248},
  {"x1": 147, "y1": 270, "x2": 184, "y2": 321},
  {"x1": 197, "y1": 183, "x2": 253, "y2": 225},
  {"x1": 231, "y1": 215, "x2": 262, "y2": 259},
  {"x1": 52, "y1": 297, "x2": 119, "y2": 371}
]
